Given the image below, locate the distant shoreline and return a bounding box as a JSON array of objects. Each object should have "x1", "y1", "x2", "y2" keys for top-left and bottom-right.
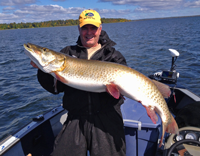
[
  {"x1": 0, "y1": 18, "x2": 131, "y2": 30},
  {"x1": 0, "y1": 15, "x2": 199, "y2": 31},
  {"x1": 132, "y1": 15, "x2": 200, "y2": 21}
]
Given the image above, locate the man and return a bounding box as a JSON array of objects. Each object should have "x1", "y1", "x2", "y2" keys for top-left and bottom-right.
[{"x1": 32, "y1": 9, "x2": 127, "y2": 156}]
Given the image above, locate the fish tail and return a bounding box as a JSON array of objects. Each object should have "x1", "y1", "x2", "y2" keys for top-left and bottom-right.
[{"x1": 159, "y1": 115, "x2": 179, "y2": 147}]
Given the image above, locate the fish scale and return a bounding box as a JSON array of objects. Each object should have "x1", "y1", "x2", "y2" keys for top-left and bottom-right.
[
  {"x1": 24, "y1": 43, "x2": 179, "y2": 147},
  {"x1": 63, "y1": 58, "x2": 123, "y2": 83}
]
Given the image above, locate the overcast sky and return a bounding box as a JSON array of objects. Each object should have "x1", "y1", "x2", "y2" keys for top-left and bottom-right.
[{"x1": 0, "y1": 0, "x2": 200, "y2": 24}]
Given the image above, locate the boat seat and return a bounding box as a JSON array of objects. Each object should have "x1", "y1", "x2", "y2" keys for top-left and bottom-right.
[{"x1": 175, "y1": 101, "x2": 200, "y2": 128}]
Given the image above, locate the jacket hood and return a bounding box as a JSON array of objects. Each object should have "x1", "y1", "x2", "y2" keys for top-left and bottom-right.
[{"x1": 76, "y1": 30, "x2": 116, "y2": 47}]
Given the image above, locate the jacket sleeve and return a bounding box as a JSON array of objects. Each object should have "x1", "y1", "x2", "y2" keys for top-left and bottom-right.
[
  {"x1": 112, "y1": 50, "x2": 127, "y2": 66},
  {"x1": 37, "y1": 69, "x2": 65, "y2": 94},
  {"x1": 107, "y1": 47, "x2": 127, "y2": 66}
]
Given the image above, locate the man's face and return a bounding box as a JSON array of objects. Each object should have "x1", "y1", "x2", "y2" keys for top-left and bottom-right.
[{"x1": 79, "y1": 24, "x2": 102, "y2": 48}]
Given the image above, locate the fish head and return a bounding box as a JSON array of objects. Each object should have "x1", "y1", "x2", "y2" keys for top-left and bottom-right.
[{"x1": 24, "y1": 43, "x2": 66, "y2": 73}]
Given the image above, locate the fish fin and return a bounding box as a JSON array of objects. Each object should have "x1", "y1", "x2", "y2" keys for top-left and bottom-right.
[
  {"x1": 144, "y1": 106, "x2": 158, "y2": 124},
  {"x1": 173, "y1": 92, "x2": 176, "y2": 103},
  {"x1": 120, "y1": 95, "x2": 126, "y2": 100},
  {"x1": 151, "y1": 80, "x2": 171, "y2": 98},
  {"x1": 106, "y1": 83, "x2": 120, "y2": 99},
  {"x1": 166, "y1": 114, "x2": 179, "y2": 134},
  {"x1": 159, "y1": 123, "x2": 166, "y2": 147},
  {"x1": 53, "y1": 72, "x2": 68, "y2": 84}
]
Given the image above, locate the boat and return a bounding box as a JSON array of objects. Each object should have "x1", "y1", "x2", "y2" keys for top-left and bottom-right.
[{"x1": 1, "y1": 49, "x2": 200, "y2": 156}]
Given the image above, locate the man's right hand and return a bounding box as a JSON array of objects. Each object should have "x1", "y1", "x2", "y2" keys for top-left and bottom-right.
[{"x1": 30, "y1": 61, "x2": 39, "y2": 69}]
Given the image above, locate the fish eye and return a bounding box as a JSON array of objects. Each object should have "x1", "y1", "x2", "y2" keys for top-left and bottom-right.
[{"x1": 43, "y1": 48, "x2": 46, "y2": 51}]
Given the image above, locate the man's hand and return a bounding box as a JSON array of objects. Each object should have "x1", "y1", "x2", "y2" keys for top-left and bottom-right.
[{"x1": 30, "y1": 61, "x2": 39, "y2": 69}]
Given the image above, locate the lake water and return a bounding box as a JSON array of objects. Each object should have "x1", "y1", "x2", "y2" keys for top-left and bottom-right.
[{"x1": 0, "y1": 16, "x2": 200, "y2": 141}]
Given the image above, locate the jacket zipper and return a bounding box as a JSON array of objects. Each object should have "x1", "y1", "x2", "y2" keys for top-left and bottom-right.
[{"x1": 88, "y1": 92, "x2": 92, "y2": 115}]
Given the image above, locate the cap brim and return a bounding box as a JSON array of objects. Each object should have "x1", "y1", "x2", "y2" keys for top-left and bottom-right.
[{"x1": 79, "y1": 21, "x2": 101, "y2": 28}]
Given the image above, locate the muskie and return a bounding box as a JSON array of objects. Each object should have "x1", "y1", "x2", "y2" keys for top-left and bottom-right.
[{"x1": 24, "y1": 43, "x2": 179, "y2": 147}]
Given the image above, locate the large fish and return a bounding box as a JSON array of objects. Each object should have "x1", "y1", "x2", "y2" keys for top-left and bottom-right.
[{"x1": 24, "y1": 43, "x2": 179, "y2": 147}]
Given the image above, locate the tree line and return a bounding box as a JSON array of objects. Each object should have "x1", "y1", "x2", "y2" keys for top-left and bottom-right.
[{"x1": 0, "y1": 18, "x2": 131, "y2": 30}]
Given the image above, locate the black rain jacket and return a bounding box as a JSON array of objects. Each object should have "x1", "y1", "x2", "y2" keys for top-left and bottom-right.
[{"x1": 37, "y1": 30, "x2": 127, "y2": 116}]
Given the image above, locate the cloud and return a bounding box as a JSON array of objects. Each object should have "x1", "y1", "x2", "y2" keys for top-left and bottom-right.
[
  {"x1": 98, "y1": 0, "x2": 200, "y2": 12},
  {"x1": 0, "y1": 13, "x2": 22, "y2": 23},
  {"x1": 15, "y1": 5, "x2": 84, "y2": 15},
  {"x1": 184, "y1": 0, "x2": 200, "y2": 8},
  {"x1": 0, "y1": 0, "x2": 36, "y2": 6},
  {"x1": 0, "y1": 4, "x2": 133, "y2": 24},
  {"x1": 11, "y1": 5, "x2": 85, "y2": 23},
  {"x1": 3, "y1": 7, "x2": 16, "y2": 11},
  {"x1": 96, "y1": 8, "x2": 132, "y2": 18},
  {"x1": 13, "y1": 5, "x2": 132, "y2": 22}
]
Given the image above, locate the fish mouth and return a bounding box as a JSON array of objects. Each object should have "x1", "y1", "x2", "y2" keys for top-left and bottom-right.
[
  {"x1": 23, "y1": 43, "x2": 36, "y2": 53},
  {"x1": 24, "y1": 43, "x2": 42, "y2": 55},
  {"x1": 23, "y1": 43, "x2": 31, "y2": 51},
  {"x1": 24, "y1": 43, "x2": 34, "y2": 56},
  {"x1": 23, "y1": 43, "x2": 42, "y2": 68}
]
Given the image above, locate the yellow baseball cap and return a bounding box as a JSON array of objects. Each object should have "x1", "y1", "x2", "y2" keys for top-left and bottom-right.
[{"x1": 79, "y1": 9, "x2": 101, "y2": 28}]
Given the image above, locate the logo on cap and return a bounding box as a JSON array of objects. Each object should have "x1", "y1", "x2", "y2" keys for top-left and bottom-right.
[{"x1": 85, "y1": 13, "x2": 94, "y2": 17}]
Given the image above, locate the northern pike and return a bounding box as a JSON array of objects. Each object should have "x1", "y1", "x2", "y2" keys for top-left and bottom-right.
[{"x1": 24, "y1": 43, "x2": 179, "y2": 147}]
